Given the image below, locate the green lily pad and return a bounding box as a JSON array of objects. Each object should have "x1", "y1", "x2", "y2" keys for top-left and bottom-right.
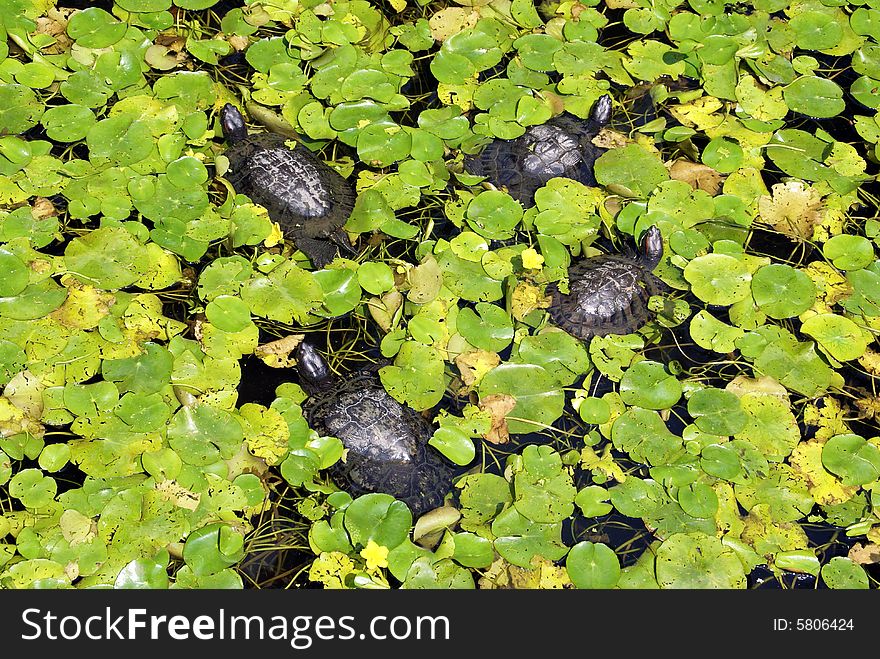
[
  {"x1": 783, "y1": 76, "x2": 845, "y2": 118},
  {"x1": 64, "y1": 227, "x2": 149, "y2": 290},
  {"x1": 575, "y1": 485, "x2": 613, "y2": 517},
  {"x1": 821, "y1": 434, "x2": 880, "y2": 486},
  {"x1": 115, "y1": 554, "x2": 170, "y2": 589},
  {"x1": 457, "y1": 302, "x2": 514, "y2": 352},
  {"x1": 702, "y1": 137, "x2": 743, "y2": 174},
  {"x1": 516, "y1": 332, "x2": 591, "y2": 387},
  {"x1": 182, "y1": 523, "x2": 245, "y2": 577},
  {"x1": 655, "y1": 532, "x2": 746, "y2": 588},
  {"x1": 166, "y1": 404, "x2": 244, "y2": 466},
  {"x1": 512, "y1": 445, "x2": 576, "y2": 524},
  {"x1": 205, "y1": 295, "x2": 252, "y2": 333},
  {"x1": 820, "y1": 557, "x2": 870, "y2": 589},
  {"x1": 594, "y1": 144, "x2": 670, "y2": 197},
  {"x1": 750, "y1": 264, "x2": 816, "y2": 319},
  {"x1": 379, "y1": 342, "x2": 446, "y2": 411},
  {"x1": 344, "y1": 493, "x2": 412, "y2": 550},
  {"x1": 478, "y1": 363, "x2": 565, "y2": 435},
  {"x1": 490, "y1": 507, "x2": 567, "y2": 568},
  {"x1": 619, "y1": 360, "x2": 682, "y2": 410},
  {"x1": 9, "y1": 469, "x2": 56, "y2": 509},
  {"x1": 86, "y1": 116, "x2": 154, "y2": 166},
  {"x1": 429, "y1": 426, "x2": 475, "y2": 466},
  {"x1": 0, "y1": 84, "x2": 43, "y2": 134},
  {"x1": 313, "y1": 268, "x2": 361, "y2": 317},
  {"x1": 688, "y1": 388, "x2": 748, "y2": 436},
  {"x1": 66, "y1": 7, "x2": 127, "y2": 49},
  {"x1": 822, "y1": 235, "x2": 874, "y2": 271},
  {"x1": 0, "y1": 247, "x2": 29, "y2": 297},
  {"x1": 801, "y1": 313, "x2": 869, "y2": 362},
  {"x1": 466, "y1": 190, "x2": 524, "y2": 240},
  {"x1": 611, "y1": 408, "x2": 683, "y2": 466},
  {"x1": 41, "y1": 105, "x2": 95, "y2": 143},
  {"x1": 240, "y1": 263, "x2": 324, "y2": 325},
  {"x1": 684, "y1": 254, "x2": 752, "y2": 306},
  {"x1": 357, "y1": 261, "x2": 395, "y2": 295},
  {"x1": 566, "y1": 541, "x2": 621, "y2": 589}
]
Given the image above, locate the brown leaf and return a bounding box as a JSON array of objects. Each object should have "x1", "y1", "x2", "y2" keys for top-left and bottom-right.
[
  {"x1": 35, "y1": 9, "x2": 74, "y2": 55},
  {"x1": 228, "y1": 35, "x2": 249, "y2": 51},
  {"x1": 478, "y1": 393, "x2": 516, "y2": 444},
  {"x1": 668, "y1": 159, "x2": 725, "y2": 195},
  {"x1": 31, "y1": 197, "x2": 58, "y2": 220},
  {"x1": 591, "y1": 128, "x2": 629, "y2": 150},
  {"x1": 254, "y1": 334, "x2": 305, "y2": 368},
  {"x1": 367, "y1": 290, "x2": 403, "y2": 333},
  {"x1": 848, "y1": 542, "x2": 880, "y2": 565}
]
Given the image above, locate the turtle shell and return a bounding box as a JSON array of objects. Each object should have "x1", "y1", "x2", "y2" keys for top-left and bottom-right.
[
  {"x1": 547, "y1": 255, "x2": 661, "y2": 339},
  {"x1": 303, "y1": 372, "x2": 455, "y2": 516},
  {"x1": 464, "y1": 112, "x2": 606, "y2": 206},
  {"x1": 223, "y1": 133, "x2": 356, "y2": 266}
]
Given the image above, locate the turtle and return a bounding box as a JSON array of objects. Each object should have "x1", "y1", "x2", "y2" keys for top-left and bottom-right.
[
  {"x1": 464, "y1": 94, "x2": 613, "y2": 207},
  {"x1": 294, "y1": 341, "x2": 457, "y2": 517},
  {"x1": 219, "y1": 103, "x2": 357, "y2": 268},
  {"x1": 547, "y1": 225, "x2": 664, "y2": 340}
]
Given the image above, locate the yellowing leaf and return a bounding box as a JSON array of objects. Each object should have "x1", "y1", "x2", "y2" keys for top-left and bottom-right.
[
  {"x1": 254, "y1": 333, "x2": 304, "y2": 368},
  {"x1": 826, "y1": 141, "x2": 866, "y2": 177},
  {"x1": 803, "y1": 261, "x2": 851, "y2": 315},
  {"x1": 263, "y1": 221, "x2": 284, "y2": 248},
  {"x1": 741, "y1": 503, "x2": 810, "y2": 559},
  {"x1": 579, "y1": 444, "x2": 626, "y2": 483},
  {"x1": 59, "y1": 509, "x2": 96, "y2": 545},
  {"x1": 803, "y1": 397, "x2": 850, "y2": 441},
  {"x1": 725, "y1": 375, "x2": 790, "y2": 401},
  {"x1": 367, "y1": 291, "x2": 403, "y2": 333},
  {"x1": 51, "y1": 277, "x2": 115, "y2": 330},
  {"x1": 239, "y1": 403, "x2": 290, "y2": 465},
  {"x1": 438, "y1": 80, "x2": 477, "y2": 112},
  {"x1": 511, "y1": 281, "x2": 552, "y2": 321},
  {"x1": 668, "y1": 96, "x2": 725, "y2": 130},
  {"x1": 478, "y1": 556, "x2": 572, "y2": 589},
  {"x1": 789, "y1": 439, "x2": 857, "y2": 506},
  {"x1": 757, "y1": 181, "x2": 824, "y2": 240},
  {"x1": 848, "y1": 542, "x2": 880, "y2": 565},
  {"x1": 455, "y1": 349, "x2": 500, "y2": 390},
  {"x1": 309, "y1": 551, "x2": 357, "y2": 589},
  {"x1": 154, "y1": 479, "x2": 201, "y2": 511}
]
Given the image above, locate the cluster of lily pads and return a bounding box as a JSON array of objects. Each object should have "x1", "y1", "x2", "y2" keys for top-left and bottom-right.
[{"x1": 0, "y1": 0, "x2": 878, "y2": 589}]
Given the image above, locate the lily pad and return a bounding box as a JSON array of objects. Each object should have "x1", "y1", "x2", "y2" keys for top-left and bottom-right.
[
  {"x1": 566, "y1": 541, "x2": 621, "y2": 589},
  {"x1": 655, "y1": 532, "x2": 746, "y2": 588}
]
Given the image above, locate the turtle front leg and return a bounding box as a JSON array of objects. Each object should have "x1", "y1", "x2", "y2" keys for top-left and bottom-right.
[
  {"x1": 295, "y1": 236, "x2": 339, "y2": 269},
  {"x1": 329, "y1": 226, "x2": 358, "y2": 257}
]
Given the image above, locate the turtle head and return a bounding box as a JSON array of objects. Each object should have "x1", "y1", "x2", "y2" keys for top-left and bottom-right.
[
  {"x1": 590, "y1": 94, "x2": 612, "y2": 128},
  {"x1": 638, "y1": 225, "x2": 663, "y2": 271},
  {"x1": 295, "y1": 341, "x2": 332, "y2": 390},
  {"x1": 220, "y1": 103, "x2": 248, "y2": 143}
]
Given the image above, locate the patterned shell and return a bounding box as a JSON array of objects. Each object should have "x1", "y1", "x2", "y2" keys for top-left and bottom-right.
[
  {"x1": 304, "y1": 373, "x2": 455, "y2": 516},
  {"x1": 464, "y1": 98, "x2": 610, "y2": 207},
  {"x1": 547, "y1": 255, "x2": 661, "y2": 339},
  {"x1": 224, "y1": 133, "x2": 355, "y2": 240}
]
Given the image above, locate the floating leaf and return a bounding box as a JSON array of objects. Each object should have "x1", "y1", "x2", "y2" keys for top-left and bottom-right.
[
  {"x1": 655, "y1": 533, "x2": 746, "y2": 588},
  {"x1": 619, "y1": 361, "x2": 682, "y2": 410},
  {"x1": 566, "y1": 542, "x2": 621, "y2": 589}
]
